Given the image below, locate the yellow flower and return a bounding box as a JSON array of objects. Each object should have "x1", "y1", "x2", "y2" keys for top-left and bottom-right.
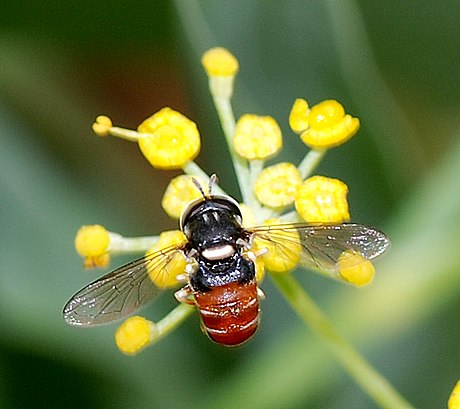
[
  {"x1": 137, "y1": 108, "x2": 200, "y2": 169},
  {"x1": 289, "y1": 99, "x2": 360, "y2": 149},
  {"x1": 202, "y1": 47, "x2": 239, "y2": 100},
  {"x1": 289, "y1": 98, "x2": 310, "y2": 133},
  {"x1": 338, "y1": 251, "x2": 375, "y2": 286},
  {"x1": 115, "y1": 316, "x2": 158, "y2": 355},
  {"x1": 254, "y1": 162, "x2": 302, "y2": 208},
  {"x1": 146, "y1": 230, "x2": 187, "y2": 289},
  {"x1": 76, "y1": 47, "x2": 389, "y2": 357},
  {"x1": 91, "y1": 109, "x2": 200, "y2": 169},
  {"x1": 162, "y1": 175, "x2": 206, "y2": 219},
  {"x1": 137, "y1": 108, "x2": 201, "y2": 169},
  {"x1": 295, "y1": 175, "x2": 350, "y2": 223},
  {"x1": 255, "y1": 218, "x2": 301, "y2": 273},
  {"x1": 202, "y1": 47, "x2": 239, "y2": 77},
  {"x1": 233, "y1": 114, "x2": 282, "y2": 160},
  {"x1": 92, "y1": 115, "x2": 112, "y2": 137},
  {"x1": 74, "y1": 225, "x2": 110, "y2": 268},
  {"x1": 449, "y1": 380, "x2": 460, "y2": 409}
]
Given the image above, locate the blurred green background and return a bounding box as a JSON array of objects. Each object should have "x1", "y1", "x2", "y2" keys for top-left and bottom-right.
[{"x1": 1, "y1": 1, "x2": 459, "y2": 408}]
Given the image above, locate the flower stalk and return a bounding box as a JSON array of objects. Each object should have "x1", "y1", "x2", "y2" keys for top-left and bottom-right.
[
  {"x1": 298, "y1": 148, "x2": 327, "y2": 179},
  {"x1": 209, "y1": 88, "x2": 255, "y2": 207},
  {"x1": 151, "y1": 303, "x2": 195, "y2": 345},
  {"x1": 271, "y1": 273, "x2": 416, "y2": 409}
]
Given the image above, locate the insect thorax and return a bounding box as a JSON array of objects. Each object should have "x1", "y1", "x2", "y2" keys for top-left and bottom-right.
[
  {"x1": 189, "y1": 253, "x2": 256, "y2": 293},
  {"x1": 182, "y1": 197, "x2": 245, "y2": 252},
  {"x1": 181, "y1": 195, "x2": 255, "y2": 292}
]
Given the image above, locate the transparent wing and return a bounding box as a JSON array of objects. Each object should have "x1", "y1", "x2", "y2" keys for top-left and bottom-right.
[
  {"x1": 63, "y1": 244, "x2": 186, "y2": 326},
  {"x1": 249, "y1": 223, "x2": 390, "y2": 276}
]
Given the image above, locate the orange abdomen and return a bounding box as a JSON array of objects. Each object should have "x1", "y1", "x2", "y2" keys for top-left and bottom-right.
[{"x1": 194, "y1": 280, "x2": 259, "y2": 346}]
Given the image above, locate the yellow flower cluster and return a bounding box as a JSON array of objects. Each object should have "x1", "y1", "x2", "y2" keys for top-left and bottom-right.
[
  {"x1": 74, "y1": 46, "x2": 378, "y2": 355},
  {"x1": 84, "y1": 48, "x2": 364, "y2": 281},
  {"x1": 91, "y1": 108, "x2": 201, "y2": 170},
  {"x1": 289, "y1": 98, "x2": 360, "y2": 149}
]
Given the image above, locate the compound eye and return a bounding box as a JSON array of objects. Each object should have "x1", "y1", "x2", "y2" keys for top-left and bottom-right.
[
  {"x1": 211, "y1": 195, "x2": 242, "y2": 218},
  {"x1": 179, "y1": 197, "x2": 205, "y2": 230},
  {"x1": 179, "y1": 194, "x2": 243, "y2": 233}
]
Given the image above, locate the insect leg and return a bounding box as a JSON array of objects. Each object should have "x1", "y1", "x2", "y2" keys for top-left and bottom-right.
[{"x1": 174, "y1": 285, "x2": 196, "y2": 304}]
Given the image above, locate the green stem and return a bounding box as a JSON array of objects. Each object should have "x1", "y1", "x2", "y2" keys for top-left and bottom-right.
[
  {"x1": 150, "y1": 303, "x2": 195, "y2": 346},
  {"x1": 108, "y1": 233, "x2": 159, "y2": 255},
  {"x1": 270, "y1": 273, "x2": 416, "y2": 409},
  {"x1": 298, "y1": 148, "x2": 327, "y2": 179},
  {"x1": 247, "y1": 159, "x2": 265, "y2": 217},
  {"x1": 211, "y1": 93, "x2": 254, "y2": 206},
  {"x1": 108, "y1": 126, "x2": 149, "y2": 142},
  {"x1": 249, "y1": 159, "x2": 264, "y2": 189}
]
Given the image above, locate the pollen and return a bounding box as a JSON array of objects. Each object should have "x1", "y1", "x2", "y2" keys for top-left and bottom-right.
[
  {"x1": 146, "y1": 230, "x2": 187, "y2": 288},
  {"x1": 115, "y1": 316, "x2": 158, "y2": 355},
  {"x1": 162, "y1": 175, "x2": 206, "y2": 219},
  {"x1": 233, "y1": 114, "x2": 282, "y2": 160},
  {"x1": 338, "y1": 251, "x2": 375, "y2": 286},
  {"x1": 137, "y1": 108, "x2": 201, "y2": 170},
  {"x1": 254, "y1": 162, "x2": 302, "y2": 208},
  {"x1": 92, "y1": 115, "x2": 113, "y2": 137},
  {"x1": 449, "y1": 380, "x2": 460, "y2": 409},
  {"x1": 74, "y1": 225, "x2": 110, "y2": 268},
  {"x1": 255, "y1": 218, "x2": 301, "y2": 273},
  {"x1": 201, "y1": 47, "x2": 239, "y2": 77},
  {"x1": 295, "y1": 175, "x2": 350, "y2": 223},
  {"x1": 290, "y1": 99, "x2": 360, "y2": 149}
]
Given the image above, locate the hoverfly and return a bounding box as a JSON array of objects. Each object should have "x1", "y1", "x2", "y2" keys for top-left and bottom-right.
[{"x1": 63, "y1": 176, "x2": 389, "y2": 346}]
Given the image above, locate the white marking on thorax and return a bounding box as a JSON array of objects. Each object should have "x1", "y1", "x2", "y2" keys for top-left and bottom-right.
[{"x1": 201, "y1": 244, "x2": 235, "y2": 260}]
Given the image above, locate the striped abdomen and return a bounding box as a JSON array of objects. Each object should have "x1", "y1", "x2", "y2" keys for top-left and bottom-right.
[{"x1": 194, "y1": 280, "x2": 259, "y2": 346}]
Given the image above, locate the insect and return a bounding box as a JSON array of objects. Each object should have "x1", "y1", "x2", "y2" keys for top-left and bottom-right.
[{"x1": 63, "y1": 176, "x2": 390, "y2": 346}]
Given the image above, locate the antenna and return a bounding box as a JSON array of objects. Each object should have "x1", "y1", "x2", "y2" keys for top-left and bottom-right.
[
  {"x1": 191, "y1": 174, "x2": 218, "y2": 198},
  {"x1": 208, "y1": 174, "x2": 218, "y2": 196},
  {"x1": 191, "y1": 177, "x2": 206, "y2": 198}
]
